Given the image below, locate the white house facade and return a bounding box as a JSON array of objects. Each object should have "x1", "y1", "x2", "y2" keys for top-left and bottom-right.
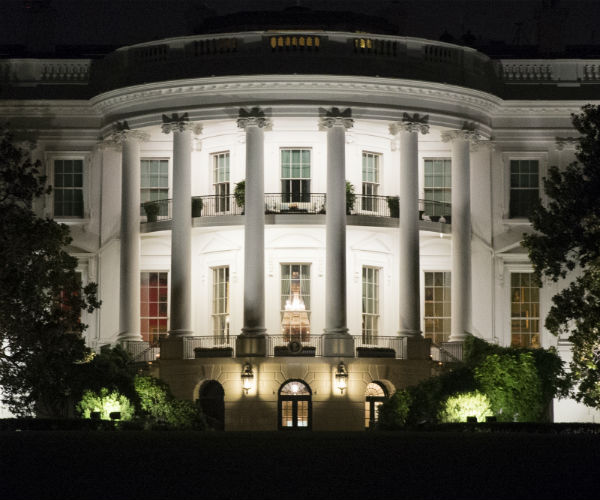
[{"x1": 2, "y1": 28, "x2": 600, "y2": 429}]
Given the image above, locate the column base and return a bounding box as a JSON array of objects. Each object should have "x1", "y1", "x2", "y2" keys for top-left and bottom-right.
[
  {"x1": 117, "y1": 331, "x2": 143, "y2": 343},
  {"x1": 448, "y1": 333, "x2": 469, "y2": 342},
  {"x1": 168, "y1": 329, "x2": 194, "y2": 338},
  {"x1": 236, "y1": 333, "x2": 267, "y2": 357},
  {"x1": 397, "y1": 329, "x2": 423, "y2": 338},
  {"x1": 323, "y1": 333, "x2": 355, "y2": 357}
]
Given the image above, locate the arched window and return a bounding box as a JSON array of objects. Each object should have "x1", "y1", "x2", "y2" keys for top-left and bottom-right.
[
  {"x1": 365, "y1": 382, "x2": 388, "y2": 429},
  {"x1": 278, "y1": 380, "x2": 312, "y2": 430},
  {"x1": 198, "y1": 380, "x2": 225, "y2": 431}
]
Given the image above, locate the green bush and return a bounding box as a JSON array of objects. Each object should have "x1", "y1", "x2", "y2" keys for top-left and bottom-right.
[
  {"x1": 76, "y1": 387, "x2": 135, "y2": 421},
  {"x1": 438, "y1": 391, "x2": 493, "y2": 423},
  {"x1": 234, "y1": 180, "x2": 245, "y2": 208},
  {"x1": 378, "y1": 390, "x2": 412, "y2": 429}
]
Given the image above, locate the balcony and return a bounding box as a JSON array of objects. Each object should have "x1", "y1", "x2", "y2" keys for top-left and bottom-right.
[{"x1": 140, "y1": 194, "x2": 451, "y2": 228}]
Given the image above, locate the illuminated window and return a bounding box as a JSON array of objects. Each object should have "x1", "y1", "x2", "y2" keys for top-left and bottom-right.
[
  {"x1": 362, "y1": 266, "x2": 379, "y2": 343},
  {"x1": 213, "y1": 152, "x2": 230, "y2": 212},
  {"x1": 365, "y1": 382, "x2": 388, "y2": 429},
  {"x1": 510, "y1": 273, "x2": 540, "y2": 348},
  {"x1": 424, "y1": 271, "x2": 451, "y2": 343},
  {"x1": 278, "y1": 380, "x2": 312, "y2": 431},
  {"x1": 361, "y1": 152, "x2": 380, "y2": 211},
  {"x1": 212, "y1": 266, "x2": 230, "y2": 343},
  {"x1": 53, "y1": 159, "x2": 83, "y2": 217},
  {"x1": 510, "y1": 160, "x2": 539, "y2": 218},
  {"x1": 424, "y1": 159, "x2": 451, "y2": 218},
  {"x1": 281, "y1": 264, "x2": 310, "y2": 341},
  {"x1": 140, "y1": 159, "x2": 168, "y2": 216},
  {"x1": 140, "y1": 271, "x2": 168, "y2": 346},
  {"x1": 281, "y1": 149, "x2": 311, "y2": 203}
]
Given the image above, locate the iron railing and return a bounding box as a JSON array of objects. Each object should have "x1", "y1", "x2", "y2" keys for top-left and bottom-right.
[
  {"x1": 183, "y1": 335, "x2": 235, "y2": 359},
  {"x1": 430, "y1": 341, "x2": 463, "y2": 362},
  {"x1": 140, "y1": 195, "x2": 451, "y2": 224}
]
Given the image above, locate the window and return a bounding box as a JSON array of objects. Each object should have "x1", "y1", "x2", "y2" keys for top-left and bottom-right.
[
  {"x1": 510, "y1": 160, "x2": 539, "y2": 218},
  {"x1": 281, "y1": 264, "x2": 311, "y2": 341},
  {"x1": 424, "y1": 271, "x2": 451, "y2": 343},
  {"x1": 140, "y1": 271, "x2": 168, "y2": 346},
  {"x1": 278, "y1": 380, "x2": 312, "y2": 431},
  {"x1": 53, "y1": 159, "x2": 83, "y2": 217},
  {"x1": 361, "y1": 152, "x2": 380, "y2": 211},
  {"x1": 281, "y1": 149, "x2": 310, "y2": 203},
  {"x1": 510, "y1": 273, "x2": 540, "y2": 348},
  {"x1": 365, "y1": 382, "x2": 388, "y2": 429},
  {"x1": 424, "y1": 159, "x2": 451, "y2": 218},
  {"x1": 213, "y1": 152, "x2": 230, "y2": 212},
  {"x1": 140, "y1": 159, "x2": 169, "y2": 216},
  {"x1": 212, "y1": 266, "x2": 230, "y2": 343},
  {"x1": 362, "y1": 266, "x2": 379, "y2": 343}
]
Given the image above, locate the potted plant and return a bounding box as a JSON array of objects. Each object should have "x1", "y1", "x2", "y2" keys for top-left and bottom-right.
[
  {"x1": 234, "y1": 180, "x2": 245, "y2": 211},
  {"x1": 143, "y1": 201, "x2": 160, "y2": 222},
  {"x1": 346, "y1": 181, "x2": 356, "y2": 215},
  {"x1": 192, "y1": 197, "x2": 203, "y2": 217},
  {"x1": 387, "y1": 196, "x2": 399, "y2": 218}
]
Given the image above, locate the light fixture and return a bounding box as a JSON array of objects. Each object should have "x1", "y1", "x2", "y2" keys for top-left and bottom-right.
[
  {"x1": 335, "y1": 361, "x2": 348, "y2": 394},
  {"x1": 241, "y1": 363, "x2": 254, "y2": 394}
]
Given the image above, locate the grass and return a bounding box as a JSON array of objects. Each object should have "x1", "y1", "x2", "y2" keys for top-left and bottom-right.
[{"x1": 1, "y1": 430, "x2": 599, "y2": 499}]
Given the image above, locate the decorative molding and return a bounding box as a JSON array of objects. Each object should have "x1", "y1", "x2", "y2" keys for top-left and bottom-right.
[
  {"x1": 555, "y1": 136, "x2": 579, "y2": 151},
  {"x1": 389, "y1": 112, "x2": 430, "y2": 135},
  {"x1": 318, "y1": 107, "x2": 354, "y2": 130},
  {"x1": 161, "y1": 112, "x2": 201, "y2": 134},
  {"x1": 236, "y1": 107, "x2": 271, "y2": 130},
  {"x1": 100, "y1": 121, "x2": 149, "y2": 150}
]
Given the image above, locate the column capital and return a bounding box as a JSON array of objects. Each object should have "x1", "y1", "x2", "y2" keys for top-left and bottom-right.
[
  {"x1": 389, "y1": 113, "x2": 430, "y2": 135},
  {"x1": 441, "y1": 122, "x2": 493, "y2": 151},
  {"x1": 101, "y1": 121, "x2": 149, "y2": 150},
  {"x1": 318, "y1": 107, "x2": 354, "y2": 130},
  {"x1": 161, "y1": 112, "x2": 202, "y2": 134},
  {"x1": 237, "y1": 107, "x2": 271, "y2": 130}
]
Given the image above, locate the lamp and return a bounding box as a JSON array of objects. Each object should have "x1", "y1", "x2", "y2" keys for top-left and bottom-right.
[
  {"x1": 241, "y1": 363, "x2": 254, "y2": 394},
  {"x1": 335, "y1": 361, "x2": 348, "y2": 394}
]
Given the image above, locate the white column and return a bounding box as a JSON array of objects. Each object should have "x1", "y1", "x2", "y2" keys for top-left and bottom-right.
[
  {"x1": 442, "y1": 126, "x2": 479, "y2": 341},
  {"x1": 236, "y1": 108, "x2": 270, "y2": 356},
  {"x1": 391, "y1": 115, "x2": 429, "y2": 338},
  {"x1": 162, "y1": 113, "x2": 199, "y2": 338},
  {"x1": 320, "y1": 108, "x2": 354, "y2": 357}
]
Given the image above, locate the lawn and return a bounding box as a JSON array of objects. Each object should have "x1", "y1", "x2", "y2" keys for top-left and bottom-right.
[{"x1": 1, "y1": 430, "x2": 599, "y2": 500}]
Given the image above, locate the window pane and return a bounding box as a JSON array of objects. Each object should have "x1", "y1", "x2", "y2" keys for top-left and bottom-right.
[
  {"x1": 140, "y1": 271, "x2": 168, "y2": 346},
  {"x1": 510, "y1": 272, "x2": 540, "y2": 348},
  {"x1": 424, "y1": 271, "x2": 451, "y2": 344}
]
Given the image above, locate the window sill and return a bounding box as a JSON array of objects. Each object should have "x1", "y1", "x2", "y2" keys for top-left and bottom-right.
[
  {"x1": 502, "y1": 218, "x2": 532, "y2": 226},
  {"x1": 53, "y1": 217, "x2": 90, "y2": 226}
]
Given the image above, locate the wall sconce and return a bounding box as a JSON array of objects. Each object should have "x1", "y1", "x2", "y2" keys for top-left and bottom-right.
[
  {"x1": 335, "y1": 361, "x2": 348, "y2": 394},
  {"x1": 241, "y1": 363, "x2": 254, "y2": 394}
]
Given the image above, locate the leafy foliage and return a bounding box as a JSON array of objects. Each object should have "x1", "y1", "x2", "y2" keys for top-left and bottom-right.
[
  {"x1": 378, "y1": 389, "x2": 412, "y2": 428},
  {"x1": 0, "y1": 128, "x2": 100, "y2": 416},
  {"x1": 522, "y1": 105, "x2": 600, "y2": 407},
  {"x1": 234, "y1": 180, "x2": 245, "y2": 208},
  {"x1": 345, "y1": 181, "x2": 356, "y2": 214},
  {"x1": 76, "y1": 387, "x2": 135, "y2": 421},
  {"x1": 438, "y1": 391, "x2": 493, "y2": 423}
]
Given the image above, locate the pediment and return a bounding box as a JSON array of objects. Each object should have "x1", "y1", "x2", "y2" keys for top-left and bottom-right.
[
  {"x1": 141, "y1": 237, "x2": 171, "y2": 256},
  {"x1": 420, "y1": 237, "x2": 451, "y2": 255},
  {"x1": 270, "y1": 232, "x2": 322, "y2": 249},
  {"x1": 351, "y1": 235, "x2": 391, "y2": 254},
  {"x1": 199, "y1": 233, "x2": 241, "y2": 254}
]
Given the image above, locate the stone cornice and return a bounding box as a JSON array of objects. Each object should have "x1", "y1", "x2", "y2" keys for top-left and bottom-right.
[{"x1": 0, "y1": 100, "x2": 99, "y2": 117}]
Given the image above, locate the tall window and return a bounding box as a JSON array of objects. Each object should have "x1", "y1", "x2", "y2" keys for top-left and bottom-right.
[
  {"x1": 362, "y1": 152, "x2": 380, "y2": 211},
  {"x1": 424, "y1": 271, "x2": 451, "y2": 343},
  {"x1": 141, "y1": 159, "x2": 169, "y2": 216},
  {"x1": 362, "y1": 266, "x2": 380, "y2": 343},
  {"x1": 212, "y1": 266, "x2": 230, "y2": 343},
  {"x1": 365, "y1": 382, "x2": 388, "y2": 429},
  {"x1": 281, "y1": 149, "x2": 310, "y2": 202},
  {"x1": 140, "y1": 271, "x2": 168, "y2": 346},
  {"x1": 281, "y1": 264, "x2": 310, "y2": 341},
  {"x1": 424, "y1": 159, "x2": 451, "y2": 218},
  {"x1": 510, "y1": 273, "x2": 540, "y2": 348},
  {"x1": 278, "y1": 380, "x2": 312, "y2": 431},
  {"x1": 510, "y1": 159, "x2": 539, "y2": 218},
  {"x1": 213, "y1": 152, "x2": 230, "y2": 212},
  {"x1": 53, "y1": 159, "x2": 83, "y2": 217}
]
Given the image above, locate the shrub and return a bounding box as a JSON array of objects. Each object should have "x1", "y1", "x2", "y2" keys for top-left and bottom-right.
[
  {"x1": 345, "y1": 181, "x2": 356, "y2": 214},
  {"x1": 438, "y1": 391, "x2": 493, "y2": 423},
  {"x1": 76, "y1": 388, "x2": 134, "y2": 421},
  {"x1": 378, "y1": 389, "x2": 412, "y2": 429},
  {"x1": 234, "y1": 180, "x2": 245, "y2": 208}
]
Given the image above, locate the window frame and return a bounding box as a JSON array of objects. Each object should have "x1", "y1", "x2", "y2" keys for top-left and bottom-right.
[
  {"x1": 211, "y1": 265, "x2": 230, "y2": 343},
  {"x1": 423, "y1": 157, "x2": 452, "y2": 218},
  {"x1": 140, "y1": 157, "x2": 170, "y2": 217},
  {"x1": 46, "y1": 153, "x2": 89, "y2": 221},
  {"x1": 362, "y1": 266, "x2": 380, "y2": 344},
  {"x1": 508, "y1": 270, "x2": 541, "y2": 349},
  {"x1": 280, "y1": 148, "x2": 311, "y2": 203},
  {"x1": 361, "y1": 151, "x2": 381, "y2": 212},
  {"x1": 280, "y1": 263, "x2": 311, "y2": 341},
  {"x1": 212, "y1": 151, "x2": 231, "y2": 213},
  {"x1": 423, "y1": 270, "x2": 452, "y2": 344},
  {"x1": 502, "y1": 152, "x2": 547, "y2": 222},
  {"x1": 140, "y1": 270, "x2": 170, "y2": 346},
  {"x1": 364, "y1": 381, "x2": 388, "y2": 429},
  {"x1": 278, "y1": 379, "x2": 312, "y2": 431}
]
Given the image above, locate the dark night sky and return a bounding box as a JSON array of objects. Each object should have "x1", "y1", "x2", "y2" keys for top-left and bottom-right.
[{"x1": 0, "y1": 0, "x2": 598, "y2": 54}]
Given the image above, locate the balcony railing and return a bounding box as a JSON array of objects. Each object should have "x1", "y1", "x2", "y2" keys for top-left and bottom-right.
[
  {"x1": 140, "y1": 195, "x2": 451, "y2": 224},
  {"x1": 179, "y1": 334, "x2": 410, "y2": 359}
]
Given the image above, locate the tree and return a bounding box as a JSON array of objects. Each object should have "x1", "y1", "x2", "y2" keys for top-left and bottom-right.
[
  {"x1": 523, "y1": 104, "x2": 600, "y2": 408},
  {"x1": 0, "y1": 128, "x2": 100, "y2": 416}
]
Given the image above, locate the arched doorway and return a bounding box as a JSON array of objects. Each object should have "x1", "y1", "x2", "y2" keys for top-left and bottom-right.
[
  {"x1": 278, "y1": 379, "x2": 312, "y2": 430},
  {"x1": 365, "y1": 381, "x2": 388, "y2": 429},
  {"x1": 198, "y1": 380, "x2": 225, "y2": 430}
]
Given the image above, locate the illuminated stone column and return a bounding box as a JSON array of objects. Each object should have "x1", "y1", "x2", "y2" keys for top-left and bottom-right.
[
  {"x1": 162, "y1": 113, "x2": 201, "y2": 338},
  {"x1": 390, "y1": 114, "x2": 429, "y2": 338},
  {"x1": 237, "y1": 107, "x2": 270, "y2": 357},
  {"x1": 442, "y1": 124, "x2": 481, "y2": 342},
  {"x1": 320, "y1": 107, "x2": 354, "y2": 357},
  {"x1": 104, "y1": 122, "x2": 148, "y2": 343}
]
